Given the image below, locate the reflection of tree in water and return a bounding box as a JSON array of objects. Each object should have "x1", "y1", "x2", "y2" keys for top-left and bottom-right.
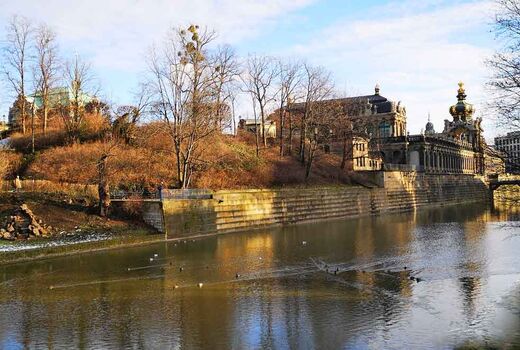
[
  {"x1": 458, "y1": 274, "x2": 481, "y2": 319},
  {"x1": 295, "y1": 215, "x2": 418, "y2": 348}
]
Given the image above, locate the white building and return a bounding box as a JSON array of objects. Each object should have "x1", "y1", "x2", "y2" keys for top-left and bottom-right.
[{"x1": 495, "y1": 131, "x2": 520, "y2": 173}]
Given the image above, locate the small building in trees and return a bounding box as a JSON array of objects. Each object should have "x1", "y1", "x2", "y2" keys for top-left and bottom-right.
[
  {"x1": 238, "y1": 118, "x2": 276, "y2": 139},
  {"x1": 8, "y1": 87, "x2": 98, "y2": 131},
  {"x1": 26, "y1": 87, "x2": 94, "y2": 110},
  {"x1": 340, "y1": 133, "x2": 382, "y2": 171}
]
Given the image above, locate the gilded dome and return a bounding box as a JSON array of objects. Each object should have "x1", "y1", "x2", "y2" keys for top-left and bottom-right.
[{"x1": 449, "y1": 82, "x2": 474, "y2": 121}]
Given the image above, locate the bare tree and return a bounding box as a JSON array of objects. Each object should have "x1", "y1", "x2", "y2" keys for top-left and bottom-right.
[
  {"x1": 33, "y1": 23, "x2": 60, "y2": 134},
  {"x1": 2, "y1": 15, "x2": 32, "y2": 134},
  {"x1": 113, "y1": 83, "x2": 152, "y2": 144},
  {"x1": 148, "y1": 25, "x2": 232, "y2": 188},
  {"x1": 213, "y1": 45, "x2": 240, "y2": 132},
  {"x1": 299, "y1": 63, "x2": 334, "y2": 167},
  {"x1": 487, "y1": 0, "x2": 520, "y2": 129},
  {"x1": 251, "y1": 94, "x2": 260, "y2": 157},
  {"x1": 304, "y1": 100, "x2": 340, "y2": 180},
  {"x1": 60, "y1": 54, "x2": 95, "y2": 143},
  {"x1": 242, "y1": 55, "x2": 277, "y2": 148},
  {"x1": 275, "y1": 59, "x2": 302, "y2": 157}
]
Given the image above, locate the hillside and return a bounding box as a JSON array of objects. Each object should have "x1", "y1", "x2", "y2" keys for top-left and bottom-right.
[{"x1": 1, "y1": 124, "x2": 355, "y2": 191}]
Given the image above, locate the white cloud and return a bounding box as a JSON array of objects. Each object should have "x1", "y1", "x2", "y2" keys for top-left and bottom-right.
[
  {"x1": 0, "y1": 0, "x2": 315, "y2": 70},
  {"x1": 285, "y1": 0, "x2": 499, "y2": 138},
  {"x1": 0, "y1": 0, "x2": 315, "y2": 112},
  {"x1": 0, "y1": 0, "x2": 501, "y2": 141}
]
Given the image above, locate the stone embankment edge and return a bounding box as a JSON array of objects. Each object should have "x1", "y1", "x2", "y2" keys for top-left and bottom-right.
[{"x1": 1, "y1": 198, "x2": 483, "y2": 266}]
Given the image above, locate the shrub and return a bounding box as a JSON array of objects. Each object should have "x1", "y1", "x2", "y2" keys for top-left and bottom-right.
[
  {"x1": 0, "y1": 151, "x2": 23, "y2": 179},
  {"x1": 9, "y1": 129, "x2": 67, "y2": 153},
  {"x1": 0, "y1": 152, "x2": 8, "y2": 180},
  {"x1": 28, "y1": 141, "x2": 178, "y2": 189}
]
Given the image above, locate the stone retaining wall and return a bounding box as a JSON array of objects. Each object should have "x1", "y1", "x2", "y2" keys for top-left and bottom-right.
[
  {"x1": 494, "y1": 184, "x2": 520, "y2": 207},
  {"x1": 142, "y1": 201, "x2": 165, "y2": 233},
  {"x1": 162, "y1": 172, "x2": 489, "y2": 238}
]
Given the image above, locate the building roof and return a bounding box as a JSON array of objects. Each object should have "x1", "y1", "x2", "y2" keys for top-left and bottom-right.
[
  {"x1": 287, "y1": 86, "x2": 398, "y2": 115},
  {"x1": 240, "y1": 119, "x2": 274, "y2": 125},
  {"x1": 26, "y1": 87, "x2": 94, "y2": 109},
  {"x1": 496, "y1": 131, "x2": 520, "y2": 139},
  {"x1": 449, "y1": 82, "x2": 474, "y2": 121}
]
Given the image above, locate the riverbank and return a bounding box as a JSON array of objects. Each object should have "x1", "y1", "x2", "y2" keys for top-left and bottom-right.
[
  {"x1": 1, "y1": 176, "x2": 518, "y2": 265},
  {"x1": 0, "y1": 192, "x2": 160, "y2": 264},
  {"x1": 0, "y1": 198, "x2": 502, "y2": 266}
]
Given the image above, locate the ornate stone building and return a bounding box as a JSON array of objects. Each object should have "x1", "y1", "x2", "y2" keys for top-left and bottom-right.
[
  {"x1": 273, "y1": 82, "x2": 505, "y2": 175},
  {"x1": 404, "y1": 83, "x2": 504, "y2": 175}
]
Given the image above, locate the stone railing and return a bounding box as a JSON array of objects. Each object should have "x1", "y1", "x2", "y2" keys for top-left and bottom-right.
[
  {"x1": 0, "y1": 179, "x2": 98, "y2": 199},
  {"x1": 384, "y1": 164, "x2": 423, "y2": 172}
]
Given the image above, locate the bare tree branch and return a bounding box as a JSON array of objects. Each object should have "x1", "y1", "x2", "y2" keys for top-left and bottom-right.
[{"x1": 1, "y1": 15, "x2": 33, "y2": 134}]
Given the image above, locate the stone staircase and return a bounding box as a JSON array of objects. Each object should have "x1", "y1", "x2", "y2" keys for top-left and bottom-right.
[{"x1": 162, "y1": 173, "x2": 489, "y2": 238}]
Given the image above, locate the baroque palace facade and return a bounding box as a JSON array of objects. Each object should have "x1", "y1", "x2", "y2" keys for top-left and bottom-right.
[
  {"x1": 394, "y1": 82, "x2": 504, "y2": 175},
  {"x1": 276, "y1": 82, "x2": 505, "y2": 175}
]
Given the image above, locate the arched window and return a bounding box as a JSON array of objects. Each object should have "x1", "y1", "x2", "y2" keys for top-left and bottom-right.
[{"x1": 379, "y1": 121, "x2": 392, "y2": 138}]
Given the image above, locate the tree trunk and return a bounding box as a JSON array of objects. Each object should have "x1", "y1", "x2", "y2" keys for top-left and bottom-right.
[
  {"x1": 21, "y1": 100, "x2": 26, "y2": 134},
  {"x1": 279, "y1": 108, "x2": 285, "y2": 157},
  {"x1": 340, "y1": 131, "x2": 347, "y2": 170},
  {"x1": 260, "y1": 105, "x2": 266, "y2": 147},
  {"x1": 175, "y1": 140, "x2": 182, "y2": 188},
  {"x1": 31, "y1": 107, "x2": 35, "y2": 154},
  {"x1": 305, "y1": 142, "x2": 316, "y2": 181},
  {"x1": 252, "y1": 97, "x2": 260, "y2": 157},
  {"x1": 299, "y1": 119, "x2": 306, "y2": 164},
  {"x1": 288, "y1": 113, "x2": 293, "y2": 155},
  {"x1": 97, "y1": 155, "x2": 111, "y2": 217},
  {"x1": 43, "y1": 104, "x2": 48, "y2": 134},
  {"x1": 231, "y1": 98, "x2": 236, "y2": 136}
]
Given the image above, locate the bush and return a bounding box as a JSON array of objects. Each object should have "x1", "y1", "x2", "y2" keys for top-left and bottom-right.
[
  {"x1": 28, "y1": 141, "x2": 178, "y2": 189},
  {"x1": 0, "y1": 151, "x2": 23, "y2": 179},
  {"x1": 0, "y1": 152, "x2": 8, "y2": 180},
  {"x1": 9, "y1": 129, "x2": 67, "y2": 153}
]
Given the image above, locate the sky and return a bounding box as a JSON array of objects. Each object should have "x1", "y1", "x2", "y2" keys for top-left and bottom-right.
[{"x1": 0, "y1": 0, "x2": 506, "y2": 141}]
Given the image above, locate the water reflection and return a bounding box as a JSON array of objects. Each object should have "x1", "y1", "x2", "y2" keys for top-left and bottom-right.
[{"x1": 0, "y1": 204, "x2": 518, "y2": 349}]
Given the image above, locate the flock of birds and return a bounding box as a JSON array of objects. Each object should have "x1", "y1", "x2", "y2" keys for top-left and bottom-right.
[{"x1": 48, "y1": 239, "x2": 424, "y2": 290}]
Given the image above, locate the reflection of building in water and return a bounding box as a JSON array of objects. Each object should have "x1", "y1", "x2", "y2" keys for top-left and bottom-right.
[{"x1": 457, "y1": 212, "x2": 488, "y2": 323}]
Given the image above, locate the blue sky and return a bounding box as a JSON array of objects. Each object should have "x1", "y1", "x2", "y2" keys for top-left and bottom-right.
[{"x1": 0, "y1": 0, "x2": 504, "y2": 140}]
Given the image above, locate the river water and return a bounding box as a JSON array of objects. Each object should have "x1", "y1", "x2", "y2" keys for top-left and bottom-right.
[{"x1": 0, "y1": 204, "x2": 519, "y2": 349}]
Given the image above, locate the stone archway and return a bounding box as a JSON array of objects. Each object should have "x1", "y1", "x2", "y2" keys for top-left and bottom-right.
[
  {"x1": 392, "y1": 150, "x2": 401, "y2": 163},
  {"x1": 409, "y1": 151, "x2": 420, "y2": 167}
]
